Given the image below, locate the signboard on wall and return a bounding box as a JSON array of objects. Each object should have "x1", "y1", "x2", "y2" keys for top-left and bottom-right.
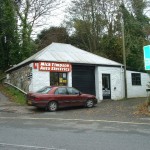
[
  {"x1": 33, "y1": 63, "x2": 38, "y2": 69},
  {"x1": 37, "y1": 62, "x2": 72, "y2": 72},
  {"x1": 143, "y1": 45, "x2": 150, "y2": 70}
]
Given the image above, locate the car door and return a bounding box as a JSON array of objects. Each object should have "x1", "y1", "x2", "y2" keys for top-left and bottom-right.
[
  {"x1": 54, "y1": 87, "x2": 70, "y2": 107},
  {"x1": 67, "y1": 87, "x2": 84, "y2": 106}
]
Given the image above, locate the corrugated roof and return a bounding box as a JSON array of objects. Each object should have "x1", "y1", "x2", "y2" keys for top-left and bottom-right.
[{"x1": 6, "y1": 42, "x2": 123, "y2": 72}]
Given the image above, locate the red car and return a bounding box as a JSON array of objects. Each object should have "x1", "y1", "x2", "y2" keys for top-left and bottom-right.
[{"x1": 27, "y1": 86, "x2": 97, "y2": 111}]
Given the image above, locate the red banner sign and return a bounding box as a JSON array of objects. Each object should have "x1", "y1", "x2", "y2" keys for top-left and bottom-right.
[
  {"x1": 39, "y1": 62, "x2": 71, "y2": 72},
  {"x1": 33, "y1": 63, "x2": 38, "y2": 69}
]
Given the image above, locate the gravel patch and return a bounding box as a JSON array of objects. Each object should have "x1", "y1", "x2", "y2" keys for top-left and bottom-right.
[{"x1": 0, "y1": 91, "x2": 149, "y2": 122}]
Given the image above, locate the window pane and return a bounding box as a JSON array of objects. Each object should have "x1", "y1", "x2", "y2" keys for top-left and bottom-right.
[
  {"x1": 67, "y1": 87, "x2": 79, "y2": 95},
  {"x1": 131, "y1": 73, "x2": 141, "y2": 85},
  {"x1": 50, "y1": 73, "x2": 59, "y2": 86},
  {"x1": 55, "y1": 88, "x2": 67, "y2": 95},
  {"x1": 50, "y1": 72, "x2": 67, "y2": 86}
]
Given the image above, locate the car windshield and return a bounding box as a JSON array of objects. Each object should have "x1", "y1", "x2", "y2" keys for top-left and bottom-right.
[{"x1": 36, "y1": 87, "x2": 52, "y2": 94}]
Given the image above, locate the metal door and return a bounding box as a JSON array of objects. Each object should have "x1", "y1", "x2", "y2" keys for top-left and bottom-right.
[
  {"x1": 102, "y1": 74, "x2": 111, "y2": 99},
  {"x1": 72, "y1": 65, "x2": 95, "y2": 95}
]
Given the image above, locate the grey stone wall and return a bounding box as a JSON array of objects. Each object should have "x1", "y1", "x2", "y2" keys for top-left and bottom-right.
[{"x1": 7, "y1": 65, "x2": 32, "y2": 92}]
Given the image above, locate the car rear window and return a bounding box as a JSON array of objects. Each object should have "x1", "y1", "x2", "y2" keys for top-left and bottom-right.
[{"x1": 36, "y1": 87, "x2": 52, "y2": 94}]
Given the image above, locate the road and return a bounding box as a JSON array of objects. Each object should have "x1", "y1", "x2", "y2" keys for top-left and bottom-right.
[
  {"x1": 0, "y1": 116, "x2": 150, "y2": 150},
  {"x1": 0, "y1": 91, "x2": 150, "y2": 150}
]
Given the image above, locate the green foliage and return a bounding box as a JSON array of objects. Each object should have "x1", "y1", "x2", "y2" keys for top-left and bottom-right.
[
  {"x1": 0, "y1": 84, "x2": 26, "y2": 105},
  {"x1": 71, "y1": 19, "x2": 96, "y2": 52},
  {"x1": 100, "y1": 35, "x2": 123, "y2": 63},
  {"x1": 0, "y1": 0, "x2": 21, "y2": 71},
  {"x1": 35, "y1": 27, "x2": 69, "y2": 51},
  {"x1": 121, "y1": 1, "x2": 150, "y2": 71}
]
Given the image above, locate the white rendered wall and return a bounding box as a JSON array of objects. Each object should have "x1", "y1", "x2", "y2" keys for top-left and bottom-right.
[
  {"x1": 95, "y1": 67, "x2": 101, "y2": 101},
  {"x1": 29, "y1": 63, "x2": 73, "y2": 92},
  {"x1": 95, "y1": 66, "x2": 124, "y2": 101},
  {"x1": 67, "y1": 71, "x2": 72, "y2": 87},
  {"x1": 127, "y1": 71, "x2": 150, "y2": 98},
  {"x1": 29, "y1": 63, "x2": 50, "y2": 92}
]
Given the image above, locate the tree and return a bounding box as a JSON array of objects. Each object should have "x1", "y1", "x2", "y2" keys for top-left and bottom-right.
[
  {"x1": 66, "y1": 0, "x2": 123, "y2": 58},
  {"x1": 35, "y1": 27, "x2": 69, "y2": 51},
  {"x1": 66, "y1": 0, "x2": 150, "y2": 70},
  {"x1": 14, "y1": 0, "x2": 64, "y2": 60},
  {"x1": 121, "y1": 0, "x2": 150, "y2": 70},
  {"x1": 0, "y1": 0, "x2": 20, "y2": 71},
  {"x1": 67, "y1": 0, "x2": 109, "y2": 53}
]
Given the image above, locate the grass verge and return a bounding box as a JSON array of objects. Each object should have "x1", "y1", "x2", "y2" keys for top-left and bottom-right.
[{"x1": 0, "y1": 84, "x2": 26, "y2": 105}]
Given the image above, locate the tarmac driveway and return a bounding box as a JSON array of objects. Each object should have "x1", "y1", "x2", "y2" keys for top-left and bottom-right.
[{"x1": 0, "y1": 91, "x2": 149, "y2": 123}]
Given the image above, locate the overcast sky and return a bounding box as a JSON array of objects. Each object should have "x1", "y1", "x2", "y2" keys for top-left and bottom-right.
[{"x1": 32, "y1": 0, "x2": 71, "y2": 39}]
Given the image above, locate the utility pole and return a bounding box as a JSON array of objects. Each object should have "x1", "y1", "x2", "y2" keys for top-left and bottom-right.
[{"x1": 121, "y1": 1, "x2": 127, "y2": 99}]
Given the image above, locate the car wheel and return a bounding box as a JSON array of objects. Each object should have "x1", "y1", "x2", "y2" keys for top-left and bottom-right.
[
  {"x1": 48, "y1": 101, "x2": 58, "y2": 112},
  {"x1": 86, "y1": 99, "x2": 94, "y2": 108}
]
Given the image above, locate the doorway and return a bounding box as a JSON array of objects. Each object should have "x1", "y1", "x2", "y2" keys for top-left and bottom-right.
[
  {"x1": 102, "y1": 74, "x2": 111, "y2": 99},
  {"x1": 72, "y1": 65, "x2": 95, "y2": 95}
]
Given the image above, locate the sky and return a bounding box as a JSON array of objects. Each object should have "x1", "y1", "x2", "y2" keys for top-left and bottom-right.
[{"x1": 32, "y1": 0, "x2": 71, "y2": 39}]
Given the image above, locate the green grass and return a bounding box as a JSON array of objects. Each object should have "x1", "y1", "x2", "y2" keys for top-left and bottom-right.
[{"x1": 0, "y1": 84, "x2": 26, "y2": 105}]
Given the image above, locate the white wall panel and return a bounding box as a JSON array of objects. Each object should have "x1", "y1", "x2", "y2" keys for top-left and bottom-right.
[
  {"x1": 29, "y1": 63, "x2": 50, "y2": 92},
  {"x1": 96, "y1": 66, "x2": 124, "y2": 100},
  {"x1": 67, "y1": 71, "x2": 72, "y2": 87},
  {"x1": 127, "y1": 71, "x2": 150, "y2": 98}
]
